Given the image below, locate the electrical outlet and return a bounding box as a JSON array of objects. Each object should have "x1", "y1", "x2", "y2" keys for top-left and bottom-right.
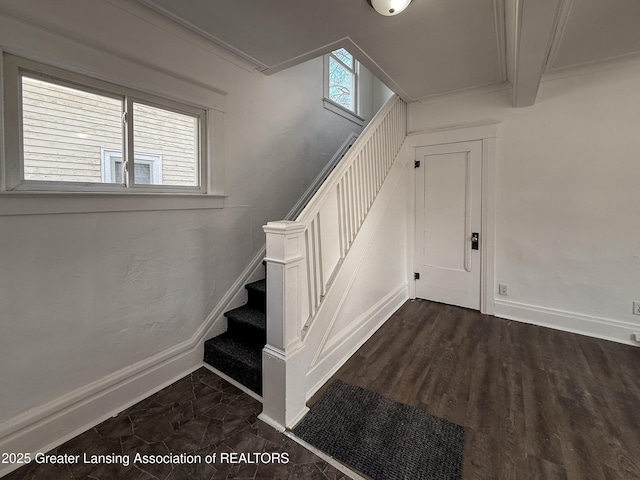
[
  {"x1": 634, "y1": 301, "x2": 640, "y2": 316},
  {"x1": 633, "y1": 333, "x2": 640, "y2": 343},
  {"x1": 498, "y1": 284, "x2": 508, "y2": 296}
]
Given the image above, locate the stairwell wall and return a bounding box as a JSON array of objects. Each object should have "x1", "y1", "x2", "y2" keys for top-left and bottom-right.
[{"x1": 0, "y1": 0, "x2": 390, "y2": 468}]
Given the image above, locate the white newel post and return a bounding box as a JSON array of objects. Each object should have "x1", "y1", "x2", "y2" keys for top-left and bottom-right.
[{"x1": 259, "y1": 221, "x2": 309, "y2": 431}]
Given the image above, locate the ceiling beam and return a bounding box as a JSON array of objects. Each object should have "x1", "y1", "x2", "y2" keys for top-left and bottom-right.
[{"x1": 511, "y1": 0, "x2": 563, "y2": 107}]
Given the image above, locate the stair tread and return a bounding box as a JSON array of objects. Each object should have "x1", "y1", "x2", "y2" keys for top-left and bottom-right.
[
  {"x1": 245, "y1": 279, "x2": 266, "y2": 293},
  {"x1": 204, "y1": 334, "x2": 262, "y2": 365},
  {"x1": 225, "y1": 305, "x2": 266, "y2": 330},
  {"x1": 203, "y1": 277, "x2": 266, "y2": 395},
  {"x1": 203, "y1": 334, "x2": 262, "y2": 395}
]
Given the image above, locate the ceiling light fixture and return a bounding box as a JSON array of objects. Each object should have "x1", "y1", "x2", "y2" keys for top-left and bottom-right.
[{"x1": 368, "y1": 0, "x2": 413, "y2": 16}]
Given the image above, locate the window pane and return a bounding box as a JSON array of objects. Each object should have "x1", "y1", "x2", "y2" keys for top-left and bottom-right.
[
  {"x1": 113, "y1": 158, "x2": 124, "y2": 184},
  {"x1": 22, "y1": 76, "x2": 124, "y2": 183},
  {"x1": 111, "y1": 160, "x2": 150, "y2": 184},
  {"x1": 133, "y1": 103, "x2": 199, "y2": 186},
  {"x1": 329, "y1": 57, "x2": 354, "y2": 111},
  {"x1": 133, "y1": 163, "x2": 151, "y2": 184},
  {"x1": 332, "y1": 48, "x2": 354, "y2": 69}
]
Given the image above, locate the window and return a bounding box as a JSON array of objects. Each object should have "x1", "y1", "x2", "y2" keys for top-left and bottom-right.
[
  {"x1": 2, "y1": 54, "x2": 206, "y2": 193},
  {"x1": 101, "y1": 149, "x2": 162, "y2": 185},
  {"x1": 324, "y1": 48, "x2": 364, "y2": 125},
  {"x1": 328, "y1": 49, "x2": 357, "y2": 111}
]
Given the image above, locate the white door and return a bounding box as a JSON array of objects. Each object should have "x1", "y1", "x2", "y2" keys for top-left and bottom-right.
[{"x1": 414, "y1": 140, "x2": 482, "y2": 310}]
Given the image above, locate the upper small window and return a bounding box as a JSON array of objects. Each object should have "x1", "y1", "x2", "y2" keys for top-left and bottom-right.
[
  {"x1": 323, "y1": 49, "x2": 364, "y2": 126},
  {"x1": 3, "y1": 54, "x2": 206, "y2": 193},
  {"x1": 327, "y1": 48, "x2": 357, "y2": 112}
]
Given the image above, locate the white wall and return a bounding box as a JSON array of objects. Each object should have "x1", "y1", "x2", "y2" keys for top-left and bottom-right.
[
  {"x1": 409, "y1": 61, "x2": 640, "y2": 344},
  {"x1": 357, "y1": 64, "x2": 393, "y2": 122},
  {"x1": 372, "y1": 76, "x2": 395, "y2": 117},
  {"x1": 0, "y1": 0, "x2": 389, "y2": 457}
]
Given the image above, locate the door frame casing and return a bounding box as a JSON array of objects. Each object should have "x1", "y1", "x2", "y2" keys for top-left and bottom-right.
[{"x1": 406, "y1": 122, "x2": 498, "y2": 315}]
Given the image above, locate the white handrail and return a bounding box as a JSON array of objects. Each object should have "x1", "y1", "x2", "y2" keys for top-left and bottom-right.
[{"x1": 294, "y1": 95, "x2": 407, "y2": 336}]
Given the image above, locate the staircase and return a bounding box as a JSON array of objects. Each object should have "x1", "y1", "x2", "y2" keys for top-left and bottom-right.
[
  {"x1": 202, "y1": 97, "x2": 406, "y2": 403},
  {"x1": 203, "y1": 278, "x2": 266, "y2": 395},
  {"x1": 201, "y1": 134, "x2": 360, "y2": 397},
  {"x1": 260, "y1": 96, "x2": 407, "y2": 429}
]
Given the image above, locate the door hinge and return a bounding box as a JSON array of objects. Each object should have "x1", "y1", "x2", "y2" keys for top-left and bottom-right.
[
  {"x1": 414, "y1": 272, "x2": 420, "y2": 280},
  {"x1": 414, "y1": 160, "x2": 420, "y2": 168}
]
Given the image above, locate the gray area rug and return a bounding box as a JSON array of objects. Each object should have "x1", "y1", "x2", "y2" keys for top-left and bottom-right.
[{"x1": 293, "y1": 380, "x2": 465, "y2": 480}]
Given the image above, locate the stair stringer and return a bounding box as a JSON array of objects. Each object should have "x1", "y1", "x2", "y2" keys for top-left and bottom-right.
[{"x1": 287, "y1": 140, "x2": 412, "y2": 422}]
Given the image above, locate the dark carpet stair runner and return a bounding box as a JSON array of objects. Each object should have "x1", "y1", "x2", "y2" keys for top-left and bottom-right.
[{"x1": 203, "y1": 278, "x2": 266, "y2": 395}]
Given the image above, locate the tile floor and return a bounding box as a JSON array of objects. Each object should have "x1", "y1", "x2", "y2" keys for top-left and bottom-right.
[{"x1": 4, "y1": 368, "x2": 351, "y2": 480}]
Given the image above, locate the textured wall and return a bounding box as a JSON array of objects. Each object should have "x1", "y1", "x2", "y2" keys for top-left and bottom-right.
[
  {"x1": 409, "y1": 61, "x2": 640, "y2": 337},
  {"x1": 0, "y1": 0, "x2": 389, "y2": 426}
]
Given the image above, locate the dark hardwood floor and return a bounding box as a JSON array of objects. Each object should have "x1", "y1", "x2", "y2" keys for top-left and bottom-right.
[{"x1": 309, "y1": 299, "x2": 640, "y2": 480}]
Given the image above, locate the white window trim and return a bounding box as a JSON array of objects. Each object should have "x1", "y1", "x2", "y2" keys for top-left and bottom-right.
[
  {"x1": 323, "y1": 98, "x2": 365, "y2": 127},
  {"x1": 2, "y1": 53, "x2": 208, "y2": 195},
  {"x1": 323, "y1": 51, "x2": 365, "y2": 127}
]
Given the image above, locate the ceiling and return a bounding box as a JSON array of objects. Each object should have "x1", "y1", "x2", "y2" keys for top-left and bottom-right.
[{"x1": 138, "y1": 0, "x2": 640, "y2": 106}]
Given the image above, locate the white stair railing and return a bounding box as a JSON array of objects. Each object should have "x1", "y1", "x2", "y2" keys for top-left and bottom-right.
[
  {"x1": 260, "y1": 95, "x2": 406, "y2": 430},
  {"x1": 295, "y1": 95, "x2": 407, "y2": 336}
]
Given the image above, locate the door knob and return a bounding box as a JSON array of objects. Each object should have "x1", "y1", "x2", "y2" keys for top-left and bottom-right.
[{"x1": 471, "y1": 232, "x2": 479, "y2": 250}]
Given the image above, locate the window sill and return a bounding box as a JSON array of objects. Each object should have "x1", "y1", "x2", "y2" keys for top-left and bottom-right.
[
  {"x1": 323, "y1": 99, "x2": 365, "y2": 127},
  {"x1": 0, "y1": 191, "x2": 225, "y2": 216}
]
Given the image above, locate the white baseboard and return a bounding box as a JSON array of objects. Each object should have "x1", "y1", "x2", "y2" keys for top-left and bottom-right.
[
  {"x1": 306, "y1": 285, "x2": 409, "y2": 400},
  {"x1": 0, "y1": 345, "x2": 200, "y2": 478},
  {"x1": 0, "y1": 245, "x2": 267, "y2": 479},
  {"x1": 257, "y1": 412, "x2": 286, "y2": 433},
  {"x1": 494, "y1": 299, "x2": 640, "y2": 347},
  {"x1": 258, "y1": 405, "x2": 310, "y2": 434},
  {"x1": 286, "y1": 405, "x2": 311, "y2": 429}
]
